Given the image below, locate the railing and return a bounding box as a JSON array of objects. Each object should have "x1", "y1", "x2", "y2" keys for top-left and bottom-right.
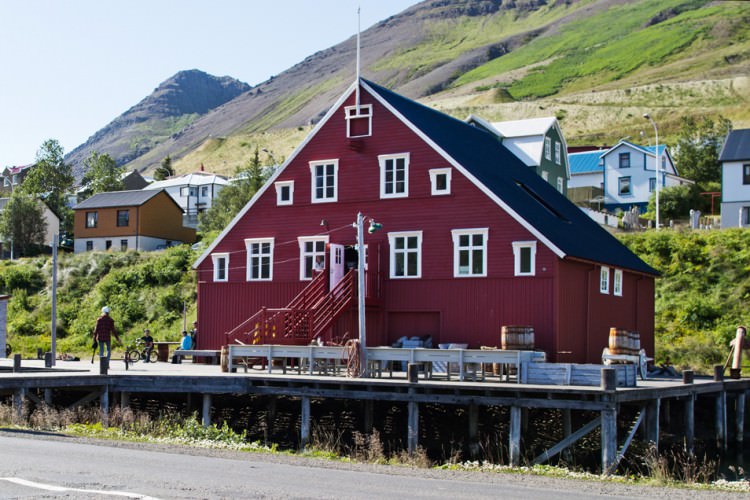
[{"x1": 224, "y1": 270, "x2": 356, "y2": 345}]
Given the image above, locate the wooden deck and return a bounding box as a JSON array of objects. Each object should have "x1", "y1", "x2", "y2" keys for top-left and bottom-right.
[{"x1": 0, "y1": 356, "x2": 747, "y2": 473}]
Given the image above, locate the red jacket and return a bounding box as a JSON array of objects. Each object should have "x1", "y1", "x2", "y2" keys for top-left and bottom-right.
[{"x1": 94, "y1": 314, "x2": 116, "y2": 342}]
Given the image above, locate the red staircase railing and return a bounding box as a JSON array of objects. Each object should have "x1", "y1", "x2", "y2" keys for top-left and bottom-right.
[{"x1": 224, "y1": 270, "x2": 357, "y2": 346}]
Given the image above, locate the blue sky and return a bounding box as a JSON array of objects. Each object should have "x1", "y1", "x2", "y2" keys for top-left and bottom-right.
[{"x1": 0, "y1": 0, "x2": 416, "y2": 166}]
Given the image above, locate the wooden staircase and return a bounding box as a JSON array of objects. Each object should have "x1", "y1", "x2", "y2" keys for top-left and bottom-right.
[{"x1": 225, "y1": 270, "x2": 357, "y2": 346}]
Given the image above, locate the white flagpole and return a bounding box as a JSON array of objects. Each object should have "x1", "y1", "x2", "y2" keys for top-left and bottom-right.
[{"x1": 355, "y1": 6, "x2": 361, "y2": 112}]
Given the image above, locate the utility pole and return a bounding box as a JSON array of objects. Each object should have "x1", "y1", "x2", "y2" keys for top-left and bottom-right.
[
  {"x1": 51, "y1": 234, "x2": 58, "y2": 366},
  {"x1": 356, "y1": 212, "x2": 367, "y2": 376}
]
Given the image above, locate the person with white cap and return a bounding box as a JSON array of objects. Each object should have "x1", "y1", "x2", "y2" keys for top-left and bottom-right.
[{"x1": 93, "y1": 306, "x2": 121, "y2": 362}]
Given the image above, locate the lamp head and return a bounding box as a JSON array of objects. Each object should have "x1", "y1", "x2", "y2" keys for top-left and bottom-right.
[{"x1": 368, "y1": 220, "x2": 382, "y2": 234}]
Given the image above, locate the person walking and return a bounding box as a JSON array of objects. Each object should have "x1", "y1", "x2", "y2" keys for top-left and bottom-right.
[{"x1": 94, "y1": 306, "x2": 121, "y2": 363}]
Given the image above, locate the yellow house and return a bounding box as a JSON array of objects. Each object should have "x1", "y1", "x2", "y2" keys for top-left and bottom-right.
[{"x1": 73, "y1": 190, "x2": 196, "y2": 252}]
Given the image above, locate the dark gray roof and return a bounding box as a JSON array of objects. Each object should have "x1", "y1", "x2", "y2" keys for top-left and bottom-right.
[
  {"x1": 73, "y1": 189, "x2": 164, "y2": 210},
  {"x1": 364, "y1": 79, "x2": 657, "y2": 276},
  {"x1": 719, "y1": 129, "x2": 750, "y2": 162}
]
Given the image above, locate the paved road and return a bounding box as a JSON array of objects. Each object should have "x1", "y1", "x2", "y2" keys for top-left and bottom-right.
[{"x1": 0, "y1": 432, "x2": 739, "y2": 499}]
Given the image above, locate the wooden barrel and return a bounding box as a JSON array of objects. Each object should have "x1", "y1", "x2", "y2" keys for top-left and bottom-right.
[
  {"x1": 220, "y1": 345, "x2": 229, "y2": 372},
  {"x1": 629, "y1": 330, "x2": 640, "y2": 356},
  {"x1": 608, "y1": 328, "x2": 631, "y2": 355},
  {"x1": 501, "y1": 325, "x2": 534, "y2": 350}
]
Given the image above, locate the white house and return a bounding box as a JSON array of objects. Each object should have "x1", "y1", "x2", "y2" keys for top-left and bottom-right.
[
  {"x1": 142, "y1": 171, "x2": 228, "y2": 227},
  {"x1": 0, "y1": 197, "x2": 60, "y2": 257},
  {"x1": 719, "y1": 128, "x2": 750, "y2": 228}
]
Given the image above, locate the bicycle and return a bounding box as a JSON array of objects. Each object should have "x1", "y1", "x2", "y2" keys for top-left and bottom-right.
[{"x1": 125, "y1": 339, "x2": 157, "y2": 364}]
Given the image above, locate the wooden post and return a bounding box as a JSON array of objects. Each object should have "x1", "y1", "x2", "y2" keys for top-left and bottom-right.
[
  {"x1": 662, "y1": 399, "x2": 671, "y2": 428},
  {"x1": 13, "y1": 388, "x2": 25, "y2": 424},
  {"x1": 407, "y1": 363, "x2": 419, "y2": 383},
  {"x1": 713, "y1": 364, "x2": 724, "y2": 381},
  {"x1": 601, "y1": 368, "x2": 617, "y2": 391},
  {"x1": 44, "y1": 352, "x2": 53, "y2": 368},
  {"x1": 43, "y1": 388, "x2": 53, "y2": 406},
  {"x1": 407, "y1": 398, "x2": 419, "y2": 454},
  {"x1": 468, "y1": 403, "x2": 479, "y2": 458},
  {"x1": 684, "y1": 393, "x2": 695, "y2": 454},
  {"x1": 509, "y1": 406, "x2": 521, "y2": 466},
  {"x1": 716, "y1": 392, "x2": 727, "y2": 450},
  {"x1": 364, "y1": 399, "x2": 374, "y2": 435},
  {"x1": 12, "y1": 354, "x2": 21, "y2": 372},
  {"x1": 736, "y1": 391, "x2": 745, "y2": 447},
  {"x1": 646, "y1": 398, "x2": 660, "y2": 450},
  {"x1": 562, "y1": 409, "x2": 573, "y2": 461},
  {"x1": 99, "y1": 357, "x2": 108, "y2": 375},
  {"x1": 265, "y1": 397, "x2": 277, "y2": 446},
  {"x1": 100, "y1": 386, "x2": 109, "y2": 427},
  {"x1": 300, "y1": 396, "x2": 310, "y2": 449},
  {"x1": 683, "y1": 370, "x2": 694, "y2": 384},
  {"x1": 120, "y1": 391, "x2": 130, "y2": 409},
  {"x1": 601, "y1": 407, "x2": 617, "y2": 474},
  {"x1": 202, "y1": 394, "x2": 212, "y2": 428}
]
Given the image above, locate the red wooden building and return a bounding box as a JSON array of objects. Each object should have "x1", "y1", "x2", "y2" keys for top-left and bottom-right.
[{"x1": 193, "y1": 79, "x2": 657, "y2": 363}]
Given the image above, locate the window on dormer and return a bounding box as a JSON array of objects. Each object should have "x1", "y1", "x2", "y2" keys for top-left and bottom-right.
[
  {"x1": 544, "y1": 137, "x2": 551, "y2": 160},
  {"x1": 379, "y1": 153, "x2": 409, "y2": 198},
  {"x1": 345, "y1": 104, "x2": 372, "y2": 138}
]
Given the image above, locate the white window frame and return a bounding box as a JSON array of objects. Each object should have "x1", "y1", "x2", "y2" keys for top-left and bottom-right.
[
  {"x1": 429, "y1": 168, "x2": 452, "y2": 195},
  {"x1": 556, "y1": 177, "x2": 564, "y2": 193},
  {"x1": 310, "y1": 160, "x2": 338, "y2": 203},
  {"x1": 245, "y1": 238, "x2": 274, "y2": 282},
  {"x1": 344, "y1": 104, "x2": 372, "y2": 138},
  {"x1": 388, "y1": 231, "x2": 423, "y2": 279},
  {"x1": 379, "y1": 153, "x2": 409, "y2": 199},
  {"x1": 541, "y1": 171, "x2": 549, "y2": 182},
  {"x1": 512, "y1": 241, "x2": 537, "y2": 277},
  {"x1": 613, "y1": 269, "x2": 623, "y2": 297},
  {"x1": 600, "y1": 266, "x2": 610, "y2": 294},
  {"x1": 298, "y1": 235, "x2": 329, "y2": 280},
  {"x1": 554, "y1": 141, "x2": 561, "y2": 165},
  {"x1": 212, "y1": 253, "x2": 229, "y2": 282},
  {"x1": 544, "y1": 137, "x2": 551, "y2": 160},
  {"x1": 275, "y1": 180, "x2": 294, "y2": 206},
  {"x1": 451, "y1": 228, "x2": 489, "y2": 278}
]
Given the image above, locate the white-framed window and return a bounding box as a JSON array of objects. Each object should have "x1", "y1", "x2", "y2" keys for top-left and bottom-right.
[
  {"x1": 556, "y1": 177, "x2": 564, "y2": 193},
  {"x1": 379, "y1": 153, "x2": 409, "y2": 198},
  {"x1": 180, "y1": 186, "x2": 198, "y2": 197},
  {"x1": 619, "y1": 176, "x2": 632, "y2": 196},
  {"x1": 649, "y1": 177, "x2": 656, "y2": 192},
  {"x1": 85, "y1": 211, "x2": 98, "y2": 228},
  {"x1": 512, "y1": 241, "x2": 536, "y2": 276},
  {"x1": 2, "y1": 176, "x2": 8, "y2": 187},
  {"x1": 345, "y1": 104, "x2": 372, "y2": 138},
  {"x1": 201, "y1": 186, "x2": 209, "y2": 197},
  {"x1": 554, "y1": 141, "x2": 561, "y2": 165},
  {"x1": 298, "y1": 236, "x2": 329, "y2": 280},
  {"x1": 275, "y1": 181, "x2": 294, "y2": 206},
  {"x1": 544, "y1": 137, "x2": 551, "y2": 160},
  {"x1": 452, "y1": 228, "x2": 488, "y2": 277},
  {"x1": 310, "y1": 160, "x2": 338, "y2": 203},
  {"x1": 245, "y1": 238, "x2": 274, "y2": 281},
  {"x1": 212, "y1": 253, "x2": 229, "y2": 282},
  {"x1": 388, "y1": 231, "x2": 422, "y2": 278},
  {"x1": 541, "y1": 171, "x2": 549, "y2": 182},
  {"x1": 429, "y1": 168, "x2": 452, "y2": 195},
  {"x1": 600, "y1": 266, "x2": 610, "y2": 294},
  {"x1": 613, "y1": 269, "x2": 623, "y2": 297}
]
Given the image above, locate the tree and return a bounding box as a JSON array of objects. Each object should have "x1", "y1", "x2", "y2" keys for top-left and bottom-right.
[
  {"x1": 198, "y1": 147, "x2": 270, "y2": 233},
  {"x1": 154, "y1": 155, "x2": 175, "y2": 181},
  {"x1": 81, "y1": 152, "x2": 124, "y2": 196},
  {"x1": 646, "y1": 184, "x2": 703, "y2": 221},
  {"x1": 18, "y1": 139, "x2": 74, "y2": 232},
  {"x1": 0, "y1": 191, "x2": 47, "y2": 257},
  {"x1": 674, "y1": 115, "x2": 732, "y2": 184}
]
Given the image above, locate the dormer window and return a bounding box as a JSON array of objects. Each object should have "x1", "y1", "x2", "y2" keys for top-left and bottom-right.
[{"x1": 345, "y1": 104, "x2": 372, "y2": 138}]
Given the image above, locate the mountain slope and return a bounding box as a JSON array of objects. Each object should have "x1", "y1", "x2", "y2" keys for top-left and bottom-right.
[
  {"x1": 65, "y1": 69, "x2": 250, "y2": 179},
  {"x1": 68, "y1": 0, "x2": 750, "y2": 177}
]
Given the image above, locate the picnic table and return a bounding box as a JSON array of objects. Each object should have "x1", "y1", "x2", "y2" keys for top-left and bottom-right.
[{"x1": 153, "y1": 341, "x2": 180, "y2": 362}]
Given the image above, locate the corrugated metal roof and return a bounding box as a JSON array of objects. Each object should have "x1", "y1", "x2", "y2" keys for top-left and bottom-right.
[
  {"x1": 569, "y1": 151, "x2": 604, "y2": 174},
  {"x1": 72, "y1": 189, "x2": 162, "y2": 209},
  {"x1": 719, "y1": 128, "x2": 750, "y2": 162},
  {"x1": 363, "y1": 79, "x2": 656, "y2": 276},
  {"x1": 143, "y1": 172, "x2": 229, "y2": 190},
  {"x1": 490, "y1": 117, "x2": 556, "y2": 138}
]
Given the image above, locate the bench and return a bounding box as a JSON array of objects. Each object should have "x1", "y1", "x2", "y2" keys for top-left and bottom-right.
[{"x1": 172, "y1": 349, "x2": 221, "y2": 364}]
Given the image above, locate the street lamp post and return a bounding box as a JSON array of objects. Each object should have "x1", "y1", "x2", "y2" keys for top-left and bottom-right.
[{"x1": 643, "y1": 113, "x2": 660, "y2": 229}]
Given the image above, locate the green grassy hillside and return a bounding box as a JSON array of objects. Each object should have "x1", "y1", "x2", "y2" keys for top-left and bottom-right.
[{"x1": 4, "y1": 230, "x2": 750, "y2": 374}]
